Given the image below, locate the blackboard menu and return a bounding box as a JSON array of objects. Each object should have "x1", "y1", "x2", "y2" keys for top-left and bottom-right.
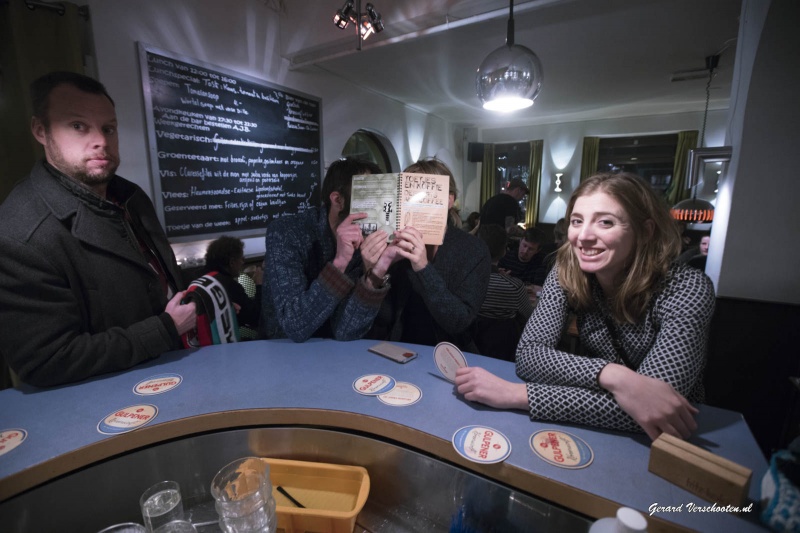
[{"x1": 138, "y1": 43, "x2": 322, "y2": 241}]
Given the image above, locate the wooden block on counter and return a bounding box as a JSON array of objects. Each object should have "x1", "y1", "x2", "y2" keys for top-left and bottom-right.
[{"x1": 648, "y1": 433, "x2": 752, "y2": 507}]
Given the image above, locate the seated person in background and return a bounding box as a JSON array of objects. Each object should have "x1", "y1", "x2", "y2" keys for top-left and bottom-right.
[
  {"x1": 480, "y1": 177, "x2": 529, "y2": 230},
  {"x1": 471, "y1": 224, "x2": 534, "y2": 361},
  {"x1": 261, "y1": 158, "x2": 400, "y2": 342},
  {"x1": 677, "y1": 231, "x2": 710, "y2": 264},
  {"x1": 464, "y1": 211, "x2": 481, "y2": 235},
  {"x1": 369, "y1": 159, "x2": 491, "y2": 352},
  {"x1": 532, "y1": 217, "x2": 567, "y2": 287},
  {"x1": 498, "y1": 227, "x2": 546, "y2": 286},
  {"x1": 203, "y1": 236, "x2": 262, "y2": 337},
  {"x1": 0, "y1": 72, "x2": 195, "y2": 387},
  {"x1": 455, "y1": 172, "x2": 716, "y2": 441}
]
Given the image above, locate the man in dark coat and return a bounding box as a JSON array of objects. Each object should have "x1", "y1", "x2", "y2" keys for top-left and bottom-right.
[{"x1": 0, "y1": 72, "x2": 196, "y2": 387}]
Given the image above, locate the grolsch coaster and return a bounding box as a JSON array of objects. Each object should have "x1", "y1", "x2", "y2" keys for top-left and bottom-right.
[
  {"x1": 133, "y1": 373, "x2": 183, "y2": 395},
  {"x1": 377, "y1": 382, "x2": 422, "y2": 406},
  {"x1": 0, "y1": 429, "x2": 27, "y2": 457},
  {"x1": 434, "y1": 342, "x2": 468, "y2": 382},
  {"x1": 452, "y1": 425, "x2": 511, "y2": 464},
  {"x1": 352, "y1": 374, "x2": 396, "y2": 396},
  {"x1": 97, "y1": 404, "x2": 159, "y2": 435},
  {"x1": 530, "y1": 429, "x2": 594, "y2": 469}
]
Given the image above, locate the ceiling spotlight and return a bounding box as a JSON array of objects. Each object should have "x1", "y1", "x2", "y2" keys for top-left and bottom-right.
[
  {"x1": 333, "y1": 1, "x2": 355, "y2": 29},
  {"x1": 476, "y1": 0, "x2": 543, "y2": 112},
  {"x1": 366, "y1": 3, "x2": 384, "y2": 34},
  {"x1": 334, "y1": 1, "x2": 383, "y2": 50}
]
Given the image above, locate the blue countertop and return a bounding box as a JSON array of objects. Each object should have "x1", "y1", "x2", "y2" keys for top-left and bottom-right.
[{"x1": 0, "y1": 339, "x2": 768, "y2": 532}]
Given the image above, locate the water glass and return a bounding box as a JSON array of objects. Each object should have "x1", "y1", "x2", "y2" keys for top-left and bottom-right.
[
  {"x1": 140, "y1": 480, "x2": 185, "y2": 532},
  {"x1": 97, "y1": 524, "x2": 147, "y2": 533},
  {"x1": 210, "y1": 457, "x2": 276, "y2": 533},
  {"x1": 153, "y1": 520, "x2": 197, "y2": 533}
]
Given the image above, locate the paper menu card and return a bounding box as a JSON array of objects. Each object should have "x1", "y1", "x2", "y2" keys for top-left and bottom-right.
[{"x1": 350, "y1": 172, "x2": 450, "y2": 245}]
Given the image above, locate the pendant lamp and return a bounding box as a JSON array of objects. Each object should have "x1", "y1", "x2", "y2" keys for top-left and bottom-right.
[
  {"x1": 671, "y1": 55, "x2": 719, "y2": 223},
  {"x1": 476, "y1": 0, "x2": 543, "y2": 112}
]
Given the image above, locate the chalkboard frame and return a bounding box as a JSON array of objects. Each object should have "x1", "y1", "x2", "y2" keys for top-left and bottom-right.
[{"x1": 137, "y1": 42, "x2": 324, "y2": 243}]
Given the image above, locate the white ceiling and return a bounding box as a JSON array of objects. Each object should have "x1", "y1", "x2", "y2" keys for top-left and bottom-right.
[{"x1": 278, "y1": 0, "x2": 742, "y2": 128}]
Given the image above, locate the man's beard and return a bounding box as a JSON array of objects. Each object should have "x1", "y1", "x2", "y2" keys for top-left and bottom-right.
[{"x1": 46, "y1": 136, "x2": 119, "y2": 188}]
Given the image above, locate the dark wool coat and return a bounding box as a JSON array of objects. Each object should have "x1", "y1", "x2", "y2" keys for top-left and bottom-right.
[{"x1": 0, "y1": 161, "x2": 184, "y2": 387}]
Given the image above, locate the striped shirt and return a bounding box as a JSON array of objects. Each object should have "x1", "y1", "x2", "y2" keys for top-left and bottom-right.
[{"x1": 479, "y1": 270, "x2": 534, "y2": 320}]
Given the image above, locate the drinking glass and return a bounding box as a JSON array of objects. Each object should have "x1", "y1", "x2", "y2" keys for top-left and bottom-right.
[
  {"x1": 140, "y1": 480, "x2": 185, "y2": 532},
  {"x1": 97, "y1": 524, "x2": 147, "y2": 533},
  {"x1": 210, "y1": 457, "x2": 276, "y2": 533},
  {"x1": 153, "y1": 520, "x2": 197, "y2": 533}
]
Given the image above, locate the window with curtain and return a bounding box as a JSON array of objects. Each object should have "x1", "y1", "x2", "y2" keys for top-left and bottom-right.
[{"x1": 596, "y1": 134, "x2": 679, "y2": 192}]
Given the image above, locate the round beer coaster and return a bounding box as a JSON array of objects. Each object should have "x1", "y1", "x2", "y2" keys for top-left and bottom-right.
[
  {"x1": 434, "y1": 342, "x2": 468, "y2": 383},
  {"x1": 530, "y1": 429, "x2": 594, "y2": 469},
  {"x1": 377, "y1": 382, "x2": 422, "y2": 406},
  {"x1": 352, "y1": 374, "x2": 396, "y2": 396},
  {"x1": 452, "y1": 425, "x2": 511, "y2": 464},
  {"x1": 0, "y1": 429, "x2": 27, "y2": 457},
  {"x1": 97, "y1": 404, "x2": 159, "y2": 435},
  {"x1": 133, "y1": 373, "x2": 183, "y2": 395}
]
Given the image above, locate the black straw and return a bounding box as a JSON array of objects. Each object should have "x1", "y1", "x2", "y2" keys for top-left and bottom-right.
[{"x1": 277, "y1": 486, "x2": 306, "y2": 508}]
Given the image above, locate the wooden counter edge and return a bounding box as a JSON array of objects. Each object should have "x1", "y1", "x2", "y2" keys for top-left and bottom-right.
[{"x1": 0, "y1": 407, "x2": 691, "y2": 533}]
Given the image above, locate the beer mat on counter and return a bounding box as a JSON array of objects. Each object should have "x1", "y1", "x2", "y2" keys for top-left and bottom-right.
[
  {"x1": 452, "y1": 425, "x2": 511, "y2": 464},
  {"x1": 352, "y1": 374, "x2": 396, "y2": 396},
  {"x1": 0, "y1": 429, "x2": 27, "y2": 457},
  {"x1": 377, "y1": 382, "x2": 422, "y2": 406},
  {"x1": 434, "y1": 342, "x2": 468, "y2": 383},
  {"x1": 97, "y1": 404, "x2": 159, "y2": 435},
  {"x1": 133, "y1": 373, "x2": 183, "y2": 395},
  {"x1": 530, "y1": 430, "x2": 594, "y2": 469}
]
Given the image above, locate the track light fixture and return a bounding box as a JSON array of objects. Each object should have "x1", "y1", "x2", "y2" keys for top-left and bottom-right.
[{"x1": 333, "y1": 1, "x2": 384, "y2": 50}]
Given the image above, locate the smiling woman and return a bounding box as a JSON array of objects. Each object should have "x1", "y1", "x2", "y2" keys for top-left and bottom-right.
[{"x1": 454, "y1": 172, "x2": 717, "y2": 442}]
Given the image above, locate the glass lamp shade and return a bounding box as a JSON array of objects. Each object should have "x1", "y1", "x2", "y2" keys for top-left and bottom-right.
[
  {"x1": 477, "y1": 44, "x2": 543, "y2": 112},
  {"x1": 671, "y1": 198, "x2": 715, "y2": 223}
]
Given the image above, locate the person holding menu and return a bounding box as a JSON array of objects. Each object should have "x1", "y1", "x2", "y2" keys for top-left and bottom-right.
[
  {"x1": 260, "y1": 158, "x2": 400, "y2": 342},
  {"x1": 368, "y1": 158, "x2": 491, "y2": 351},
  {"x1": 0, "y1": 72, "x2": 196, "y2": 387},
  {"x1": 455, "y1": 172, "x2": 715, "y2": 440}
]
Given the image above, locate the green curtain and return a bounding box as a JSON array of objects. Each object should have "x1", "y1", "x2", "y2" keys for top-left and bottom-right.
[
  {"x1": 479, "y1": 143, "x2": 496, "y2": 207},
  {"x1": 579, "y1": 137, "x2": 600, "y2": 182},
  {"x1": 0, "y1": 0, "x2": 86, "y2": 390},
  {"x1": 664, "y1": 130, "x2": 699, "y2": 205},
  {"x1": 524, "y1": 140, "x2": 543, "y2": 227}
]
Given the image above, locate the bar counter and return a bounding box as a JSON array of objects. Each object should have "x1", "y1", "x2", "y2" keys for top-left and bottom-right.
[{"x1": 0, "y1": 339, "x2": 767, "y2": 532}]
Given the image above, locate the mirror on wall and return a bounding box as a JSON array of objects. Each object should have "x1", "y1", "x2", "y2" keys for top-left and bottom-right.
[{"x1": 687, "y1": 146, "x2": 732, "y2": 206}]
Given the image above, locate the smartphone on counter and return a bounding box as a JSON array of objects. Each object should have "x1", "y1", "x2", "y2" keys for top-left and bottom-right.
[{"x1": 368, "y1": 342, "x2": 418, "y2": 364}]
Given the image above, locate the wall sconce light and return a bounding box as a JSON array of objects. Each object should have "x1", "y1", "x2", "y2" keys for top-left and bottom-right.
[
  {"x1": 333, "y1": 1, "x2": 384, "y2": 50},
  {"x1": 554, "y1": 173, "x2": 563, "y2": 192}
]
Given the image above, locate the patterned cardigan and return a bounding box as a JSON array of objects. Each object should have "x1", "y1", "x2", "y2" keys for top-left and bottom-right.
[{"x1": 516, "y1": 262, "x2": 715, "y2": 433}]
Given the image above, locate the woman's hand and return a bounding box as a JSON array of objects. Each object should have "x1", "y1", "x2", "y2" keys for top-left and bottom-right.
[
  {"x1": 598, "y1": 364, "x2": 699, "y2": 440},
  {"x1": 392, "y1": 226, "x2": 427, "y2": 271},
  {"x1": 454, "y1": 367, "x2": 529, "y2": 410}
]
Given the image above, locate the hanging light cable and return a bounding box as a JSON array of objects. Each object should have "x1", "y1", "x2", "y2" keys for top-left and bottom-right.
[
  {"x1": 671, "y1": 55, "x2": 719, "y2": 223},
  {"x1": 476, "y1": 0, "x2": 543, "y2": 112}
]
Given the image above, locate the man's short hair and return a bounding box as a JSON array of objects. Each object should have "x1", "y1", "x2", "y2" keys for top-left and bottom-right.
[
  {"x1": 205, "y1": 236, "x2": 244, "y2": 272},
  {"x1": 477, "y1": 224, "x2": 508, "y2": 262},
  {"x1": 522, "y1": 227, "x2": 545, "y2": 244},
  {"x1": 321, "y1": 158, "x2": 381, "y2": 210},
  {"x1": 506, "y1": 177, "x2": 530, "y2": 195},
  {"x1": 30, "y1": 71, "x2": 115, "y2": 127}
]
